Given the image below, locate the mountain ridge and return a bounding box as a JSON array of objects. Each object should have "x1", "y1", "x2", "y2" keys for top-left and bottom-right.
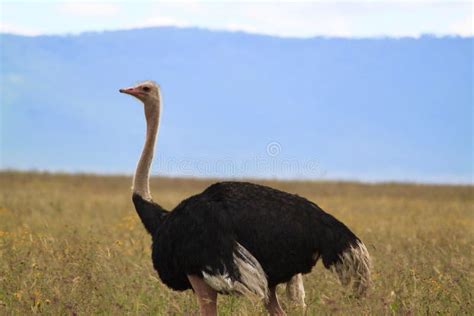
[{"x1": 2, "y1": 25, "x2": 473, "y2": 40}]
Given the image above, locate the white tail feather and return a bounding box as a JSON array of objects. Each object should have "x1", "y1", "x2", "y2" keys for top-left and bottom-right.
[
  {"x1": 332, "y1": 241, "x2": 372, "y2": 297},
  {"x1": 202, "y1": 242, "x2": 269, "y2": 301}
]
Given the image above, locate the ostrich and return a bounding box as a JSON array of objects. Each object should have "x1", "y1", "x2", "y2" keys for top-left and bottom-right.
[{"x1": 119, "y1": 80, "x2": 371, "y2": 316}]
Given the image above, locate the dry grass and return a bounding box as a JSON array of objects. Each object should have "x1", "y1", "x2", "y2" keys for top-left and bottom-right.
[{"x1": 0, "y1": 171, "x2": 473, "y2": 315}]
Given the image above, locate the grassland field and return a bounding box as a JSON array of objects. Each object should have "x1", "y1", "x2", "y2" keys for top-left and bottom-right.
[{"x1": 0, "y1": 171, "x2": 472, "y2": 315}]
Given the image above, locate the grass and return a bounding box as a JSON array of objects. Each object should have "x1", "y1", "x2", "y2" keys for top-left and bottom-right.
[{"x1": 0, "y1": 171, "x2": 473, "y2": 315}]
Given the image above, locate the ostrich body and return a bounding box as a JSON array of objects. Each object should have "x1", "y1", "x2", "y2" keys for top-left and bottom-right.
[{"x1": 120, "y1": 81, "x2": 371, "y2": 315}]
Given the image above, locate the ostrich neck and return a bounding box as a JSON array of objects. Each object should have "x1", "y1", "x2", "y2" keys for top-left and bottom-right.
[{"x1": 133, "y1": 98, "x2": 160, "y2": 200}]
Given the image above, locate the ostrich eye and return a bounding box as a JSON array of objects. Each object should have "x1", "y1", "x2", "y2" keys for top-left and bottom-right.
[{"x1": 142, "y1": 86, "x2": 151, "y2": 92}]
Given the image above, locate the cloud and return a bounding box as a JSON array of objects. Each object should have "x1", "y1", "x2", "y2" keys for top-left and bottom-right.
[
  {"x1": 0, "y1": 22, "x2": 40, "y2": 36},
  {"x1": 58, "y1": 3, "x2": 120, "y2": 17},
  {"x1": 450, "y1": 15, "x2": 473, "y2": 36},
  {"x1": 135, "y1": 3, "x2": 353, "y2": 38},
  {"x1": 128, "y1": 16, "x2": 189, "y2": 29},
  {"x1": 246, "y1": 5, "x2": 352, "y2": 37},
  {"x1": 1, "y1": 1, "x2": 472, "y2": 38}
]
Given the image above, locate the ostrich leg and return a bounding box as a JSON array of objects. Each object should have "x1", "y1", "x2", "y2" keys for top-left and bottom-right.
[
  {"x1": 265, "y1": 286, "x2": 286, "y2": 316},
  {"x1": 286, "y1": 274, "x2": 306, "y2": 308},
  {"x1": 188, "y1": 275, "x2": 218, "y2": 316}
]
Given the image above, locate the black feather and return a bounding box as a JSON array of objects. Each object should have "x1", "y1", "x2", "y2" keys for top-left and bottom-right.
[{"x1": 132, "y1": 193, "x2": 168, "y2": 235}]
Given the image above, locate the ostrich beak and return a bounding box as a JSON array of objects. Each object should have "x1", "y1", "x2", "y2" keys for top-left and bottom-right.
[{"x1": 119, "y1": 87, "x2": 141, "y2": 96}]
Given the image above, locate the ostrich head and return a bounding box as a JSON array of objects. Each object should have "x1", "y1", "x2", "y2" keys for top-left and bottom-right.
[{"x1": 119, "y1": 80, "x2": 160, "y2": 105}]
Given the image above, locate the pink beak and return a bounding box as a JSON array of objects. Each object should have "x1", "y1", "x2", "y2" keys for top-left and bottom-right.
[{"x1": 119, "y1": 87, "x2": 141, "y2": 96}]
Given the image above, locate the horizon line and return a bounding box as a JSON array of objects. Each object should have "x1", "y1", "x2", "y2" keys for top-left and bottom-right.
[
  {"x1": 1, "y1": 25, "x2": 473, "y2": 40},
  {"x1": 1, "y1": 168, "x2": 471, "y2": 187}
]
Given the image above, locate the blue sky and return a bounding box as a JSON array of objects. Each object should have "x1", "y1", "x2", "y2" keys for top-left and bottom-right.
[{"x1": 1, "y1": 1, "x2": 472, "y2": 38}]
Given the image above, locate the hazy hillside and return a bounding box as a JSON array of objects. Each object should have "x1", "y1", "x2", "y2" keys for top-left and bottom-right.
[{"x1": 1, "y1": 27, "x2": 472, "y2": 182}]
